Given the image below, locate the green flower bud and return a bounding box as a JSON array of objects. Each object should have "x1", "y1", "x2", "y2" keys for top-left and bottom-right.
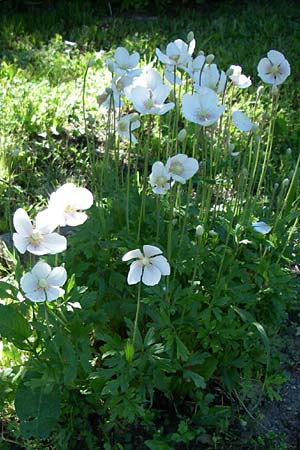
[
  {"x1": 206, "y1": 54, "x2": 215, "y2": 64},
  {"x1": 177, "y1": 128, "x2": 187, "y2": 142},
  {"x1": 187, "y1": 31, "x2": 194, "y2": 42},
  {"x1": 196, "y1": 225, "x2": 204, "y2": 236}
]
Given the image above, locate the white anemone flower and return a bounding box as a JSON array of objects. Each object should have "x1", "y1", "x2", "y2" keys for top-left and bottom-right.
[
  {"x1": 149, "y1": 161, "x2": 172, "y2": 195},
  {"x1": 13, "y1": 208, "x2": 67, "y2": 255},
  {"x1": 125, "y1": 69, "x2": 174, "y2": 115},
  {"x1": 194, "y1": 63, "x2": 226, "y2": 94},
  {"x1": 229, "y1": 65, "x2": 252, "y2": 88},
  {"x1": 166, "y1": 154, "x2": 199, "y2": 184},
  {"x1": 156, "y1": 38, "x2": 194, "y2": 69},
  {"x1": 116, "y1": 114, "x2": 140, "y2": 143},
  {"x1": 47, "y1": 183, "x2": 93, "y2": 227},
  {"x1": 257, "y1": 50, "x2": 290, "y2": 86},
  {"x1": 182, "y1": 87, "x2": 226, "y2": 126},
  {"x1": 183, "y1": 54, "x2": 206, "y2": 78},
  {"x1": 252, "y1": 221, "x2": 272, "y2": 234},
  {"x1": 20, "y1": 261, "x2": 67, "y2": 302},
  {"x1": 232, "y1": 110, "x2": 255, "y2": 132},
  {"x1": 106, "y1": 46, "x2": 140, "y2": 75},
  {"x1": 122, "y1": 245, "x2": 170, "y2": 286}
]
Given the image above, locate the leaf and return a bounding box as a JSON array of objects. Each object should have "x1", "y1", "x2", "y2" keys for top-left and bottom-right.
[
  {"x1": 15, "y1": 378, "x2": 61, "y2": 439},
  {"x1": 176, "y1": 336, "x2": 189, "y2": 361},
  {"x1": 145, "y1": 440, "x2": 172, "y2": 450},
  {"x1": 183, "y1": 370, "x2": 206, "y2": 389},
  {"x1": 252, "y1": 321, "x2": 270, "y2": 365},
  {"x1": 0, "y1": 304, "x2": 31, "y2": 347}
]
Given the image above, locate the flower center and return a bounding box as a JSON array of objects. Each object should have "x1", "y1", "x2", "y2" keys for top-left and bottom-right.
[
  {"x1": 155, "y1": 175, "x2": 168, "y2": 186},
  {"x1": 38, "y1": 278, "x2": 48, "y2": 289},
  {"x1": 144, "y1": 97, "x2": 154, "y2": 110},
  {"x1": 141, "y1": 256, "x2": 151, "y2": 266},
  {"x1": 270, "y1": 64, "x2": 281, "y2": 76},
  {"x1": 169, "y1": 53, "x2": 180, "y2": 63},
  {"x1": 170, "y1": 161, "x2": 183, "y2": 175},
  {"x1": 64, "y1": 204, "x2": 76, "y2": 213},
  {"x1": 29, "y1": 230, "x2": 42, "y2": 246}
]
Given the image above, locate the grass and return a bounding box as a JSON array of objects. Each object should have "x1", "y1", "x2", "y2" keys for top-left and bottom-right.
[{"x1": 1, "y1": 1, "x2": 300, "y2": 449}]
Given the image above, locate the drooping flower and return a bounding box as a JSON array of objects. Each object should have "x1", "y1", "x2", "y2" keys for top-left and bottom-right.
[
  {"x1": 149, "y1": 161, "x2": 172, "y2": 195},
  {"x1": 97, "y1": 81, "x2": 123, "y2": 110},
  {"x1": 116, "y1": 114, "x2": 140, "y2": 143},
  {"x1": 182, "y1": 87, "x2": 226, "y2": 126},
  {"x1": 106, "y1": 47, "x2": 140, "y2": 75},
  {"x1": 20, "y1": 261, "x2": 67, "y2": 302},
  {"x1": 13, "y1": 208, "x2": 67, "y2": 255},
  {"x1": 47, "y1": 183, "x2": 93, "y2": 227},
  {"x1": 166, "y1": 154, "x2": 199, "y2": 184},
  {"x1": 124, "y1": 68, "x2": 174, "y2": 115},
  {"x1": 252, "y1": 221, "x2": 272, "y2": 234},
  {"x1": 232, "y1": 110, "x2": 255, "y2": 132},
  {"x1": 122, "y1": 245, "x2": 170, "y2": 286},
  {"x1": 228, "y1": 65, "x2": 252, "y2": 88},
  {"x1": 257, "y1": 50, "x2": 290, "y2": 86}
]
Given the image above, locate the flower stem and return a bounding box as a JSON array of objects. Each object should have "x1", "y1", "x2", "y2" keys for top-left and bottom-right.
[{"x1": 132, "y1": 282, "x2": 142, "y2": 350}]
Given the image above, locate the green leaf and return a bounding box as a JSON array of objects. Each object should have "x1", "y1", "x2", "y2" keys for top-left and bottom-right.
[
  {"x1": 183, "y1": 370, "x2": 206, "y2": 389},
  {"x1": 15, "y1": 378, "x2": 61, "y2": 439},
  {"x1": 176, "y1": 336, "x2": 189, "y2": 361},
  {"x1": 145, "y1": 440, "x2": 172, "y2": 450},
  {"x1": 0, "y1": 304, "x2": 31, "y2": 347}
]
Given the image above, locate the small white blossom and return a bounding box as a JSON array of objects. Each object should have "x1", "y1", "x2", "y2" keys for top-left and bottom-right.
[
  {"x1": 122, "y1": 245, "x2": 170, "y2": 286},
  {"x1": 232, "y1": 110, "x2": 256, "y2": 132},
  {"x1": 106, "y1": 47, "x2": 140, "y2": 75},
  {"x1": 117, "y1": 114, "x2": 140, "y2": 143},
  {"x1": 182, "y1": 87, "x2": 226, "y2": 127},
  {"x1": 257, "y1": 50, "x2": 290, "y2": 86},
  {"x1": 252, "y1": 221, "x2": 272, "y2": 234},
  {"x1": 149, "y1": 161, "x2": 172, "y2": 195},
  {"x1": 228, "y1": 65, "x2": 252, "y2": 88},
  {"x1": 166, "y1": 154, "x2": 199, "y2": 184},
  {"x1": 20, "y1": 261, "x2": 67, "y2": 302}
]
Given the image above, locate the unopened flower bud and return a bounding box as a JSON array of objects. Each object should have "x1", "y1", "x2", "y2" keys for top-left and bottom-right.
[
  {"x1": 97, "y1": 91, "x2": 109, "y2": 106},
  {"x1": 206, "y1": 54, "x2": 215, "y2": 64},
  {"x1": 172, "y1": 218, "x2": 177, "y2": 226},
  {"x1": 209, "y1": 229, "x2": 218, "y2": 237},
  {"x1": 88, "y1": 58, "x2": 95, "y2": 67},
  {"x1": 274, "y1": 183, "x2": 279, "y2": 190},
  {"x1": 282, "y1": 178, "x2": 289, "y2": 188},
  {"x1": 107, "y1": 62, "x2": 115, "y2": 73},
  {"x1": 196, "y1": 225, "x2": 204, "y2": 237},
  {"x1": 226, "y1": 67, "x2": 234, "y2": 77},
  {"x1": 198, "y1": 50, "x2": 205, "y2": 56},
  {"x1": 187, "y1": 31, "x2": 194, "y2": 43},
  {"x1": 177, "y1": 128, "x2": 187, "y2": 142},
  {"x1": 286, "y1": 147, "x2": 292, "y2": 156}
]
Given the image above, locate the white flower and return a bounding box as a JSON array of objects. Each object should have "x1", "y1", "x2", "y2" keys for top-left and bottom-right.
[
  {"x1": 20, "y1": 261, "x2": 67, "y2": 302},
  {"x1": 149, "y1": 161, "x2": 172, "y2": 195},
  {"x1": 232, "y1": 110, "x2": 255, "y2": 132},
  {"x1": 13, "y1": 208, "x2": 67, "y2": 255},
  {"x1": 182, "y1": 87, "x2": 226, "y2": 126},
  {"x1": 125, "y1": 68, "x2": 174, "y2": 115},
  {"x1": 194, "y1": 63, "x2": 226, "y2": 94},
  {"x1": 228, "y1": 65, "x2": 252, "y2": 88},
  {"x1": 166, "y1": 154, "x2": 199, "y2": 184},
  {"x1": 122, "y1": 245, "x2": 170, "y2": 286},
  {"x1": 257, "y1": 50, "x2": 290, "y2": 85},
  {"x1": 47, "y1": 183, "x2": 93, "y2": 227},
  {"x1": 117, "y1": 114, "x2": 140, "y2": 143},
  {"x1": 106, "y1": 47, "x2": 140, "y2": 75},
  {"x1": 156, "y1": 38, "x2": 194, "y2": 69},
  {"x1": 252, "y1": 221, "x2": 272, "y2": 234},
  {"x1": 183, "y1": 54, "x2": 206, "y2": 78},
  {"x1": 97, "y1": 81, "x2": 123, "y2": 110}
]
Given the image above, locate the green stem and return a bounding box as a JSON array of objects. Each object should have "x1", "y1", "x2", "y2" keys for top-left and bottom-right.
[{"x1": 132, "y1": 282, "x2": 142, "y2": 350}]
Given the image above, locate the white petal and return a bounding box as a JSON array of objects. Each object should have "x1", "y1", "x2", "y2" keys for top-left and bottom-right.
[
  {"x1": 252, "y1": 221, "x2": 272, "y2": 234},
  {"x1": 142, "y1": 265, "x2": 161, "y2": 286},
  {"x1": 64, "y1": 211, "x2": 88, "y2": 227},
  {"x1": 20, "y1": 272, "x2": 38, "y2": 293},
  {"x1": 150, "y1": 255, "x2": 170, "y2": 276},
  {"x1": 31, "y1": 261, "x2": 52, "y2": 279},
  {"x1": 26, "y1": 289, "x2": 46, "y2": 302},
  {"x1": 127, "y1": 260, "x2": 143, "y2": 285},
  {"x1": 47, "y1": 267, "x2": 67, "y2": 287},
  {"x1": 232, "y1": 110, "x2": 254, "y2": 132},
  {"x1": 267, "y1": 50, "x2": 285, "y2": 65},
  {"x1": 42, "y1": 233, "x2": 67, "y2": 254},
  {"x1": 156, "y1": 48, "x2": 171, "y2": 65},
  {"x1": 36, "y1": 209, "x2": 58, "y2": 234},
  {"x1": 153, "y1": 84, "x2": 171, "y2": 105},
  {"x1": 46, "y1": 287, "x2": 65, "y2": 302},
  {"x1": 151, "y1": 161, "x2": 167, "y2": 177},
  {"x1": 143, "y1": 245, "x2": 162, "y2": 257},
  {"x1": 115, "y1": 47, "x2": 129, "y2": 66},
  {"x1": 122, "y1": 248, "x2": 143, "y2": 261},
  {"x1": 13, "y1": 233, "x2": 29, "y2": 254},
  {"x1": 128, "y1": 52, "x2": 140, "y2": 69},
  {"x1": 13, "y1": 208, "x2": 33, "y2": 237},
  {"x1": 182, "y1": 157, "x2": 199, "y2": 179},
  {"x1": 73, "y1": 188, "x2": 93, "y2": 210}
]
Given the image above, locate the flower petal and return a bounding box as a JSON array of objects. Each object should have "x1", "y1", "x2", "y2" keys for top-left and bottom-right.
[
  {"x1": 13, "y1": 208, "x2": 33, "y2": 237},
  {"x1": 122, "y1": 249, "x2": 143, "y2": 261},
  {"x1": 47, "y1": 267, "x2": 67, "y2": 287},
  {"x1": 127, "y1": 260, "x2": 143, "y2": 285},
  {"x1": 20, "y1": 272, "x2": 38, "y2": 293},
  {"x1": 46, "y1": 287, "x2": 65, "y2": 302},
  {"x1": 252, "y1": 221, "x2": 272, "y2": 234},
  {"x1": 42, "y1": 233, "x2": 67, "y2": 254},
  {"x1": 13, "y1": 233, "x2": 29, "y2": 254},
  {"x1": 31, "y1": 261, "x2": 52, "y2": 279},
  {"x1": 142, "y1": 264, "x2": 161, "y2": 286},
  {"x1": 143, "y1": 245, "x2": 162, "y2": 257},
  {"x1": 150, "y1": 255, "x2": 171, "y2": 276}
]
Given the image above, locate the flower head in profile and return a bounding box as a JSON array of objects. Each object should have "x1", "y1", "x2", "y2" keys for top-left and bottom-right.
[
  {"x1": 252, "y1": 221, "x2": 272, "y2": 234},
  {"x1": 182, "y1": 87, "x2": 226, "y2": 126},
  {"x1": 106, "y1": 46, "x2": 140, "y2": 75},
  {"x1": 20, "y1": 261, "x2": 67, "y2": 302},
  {"x1": 13, "y1": 208, "x2": 66, "y2": 255},
  {"x1": 166, "y1": 154, "x2": 199, "y2": 184},
  {"x1": 97, "y1": 81, "x2": 123, "y2": 110},
  {"x1": 228, "y1": 65, "x2": 252, "y2": 88},
  {"x1": 194, "y1": 63, "x2": 226, "y2": 94},
  {"x1": 257, "y1": 50, "x2": 290, "y2": 85},
  {"x1": 117, "y1": 114, "x2": 140, "y2": 143},
  {"x1": 122, "y1": 245, "x2": 170, "y2": 286},
  {"x1": 149, "y1": 161, "x2": 172, "y2": 195},
  {"x1": 232, "y1": 110, "x2": 256, "y2": 132},
  {"x1": 47, "y1": 183, "x2": 93, "y2": 227}
]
